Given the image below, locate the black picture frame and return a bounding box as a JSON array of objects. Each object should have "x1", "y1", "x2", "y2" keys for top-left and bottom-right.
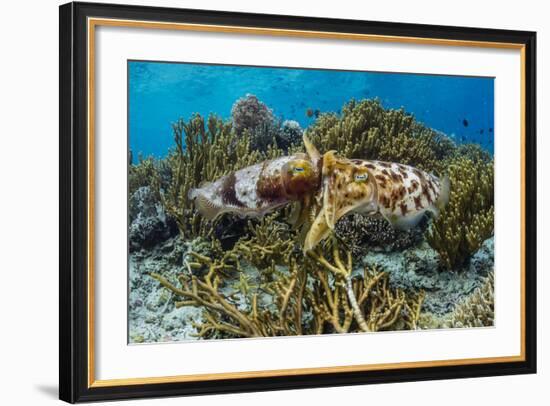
[{"x1": 59, "y1": 1, "x2": 537, "y2": 403}]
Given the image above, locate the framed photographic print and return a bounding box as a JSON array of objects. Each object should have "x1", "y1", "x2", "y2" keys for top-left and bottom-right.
[{"x1": 59, "y1": 1, "x2": 537, "y2": 403}]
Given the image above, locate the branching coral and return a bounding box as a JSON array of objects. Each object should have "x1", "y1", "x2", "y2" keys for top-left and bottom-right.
[
  {"x1": 307, "y1": 239, "x2": 424, "y2": 332},
  {"x1": 151, "y1": 234, "x2": 424, "y2": 338},
  {"x1": 448, "y1": 271, "x2": 494, "y2": 328},
  {"x1": 233, "y1": 214, "x2": 296, "y2": 269},
  {"x1": 151, "y1": 254, "x2": 307, "y2": 338},
  {"x1": 418, "y1": 271, "x2": 494, "y2": 329},
  {"x1": 305, "y1": 99, "x2": 456, "y2": 174},
  {"x1": 129, "y1": 156, "x2": 162, "y2": 197},
  {"x1": 426, "y1": 155, "x2": 494, "y2": 269}
]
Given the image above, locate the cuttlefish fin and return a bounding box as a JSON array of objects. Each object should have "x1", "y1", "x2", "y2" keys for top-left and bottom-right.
[
  {"x1": 435, "y1": 175, "x2": 451, "y2": 215},
  {"x1": 303, "y1": 206, "x2": 332, "y2": 253},
  {"x1": 383, "y1": 211, "x2": 425, "y2": 231},
  {"x1": 190, "y1": 193, "x2": 226, "y2": 220}
]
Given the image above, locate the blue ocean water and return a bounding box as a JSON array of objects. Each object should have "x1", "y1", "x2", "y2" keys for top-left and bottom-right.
[{"x1": 129, "y1": 61, "x2": 494, "y2": 158}]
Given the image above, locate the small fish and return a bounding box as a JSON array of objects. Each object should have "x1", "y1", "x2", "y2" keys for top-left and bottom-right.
[
  {"x1": 314, "y1": 109, "x2": 320, "y2": 118},
  {"x1": 304, "y1": 151, "x2": 449, "y2": 252},
  {"x1": 306, "y1": 108, "x2": 314, "y2": 118},
  {"x1": 189, "y1": 142, "x2": 321, "y2": 221},
  {"x1": 462, "y1": 119, "x2": 469, "y2": 127}
]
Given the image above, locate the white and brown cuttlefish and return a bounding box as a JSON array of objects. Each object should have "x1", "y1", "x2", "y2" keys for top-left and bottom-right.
[
  {"x1": 189, "y1": 135, "x2": 450, "y2": 254},
  {"x1": 188, "y1": 139, "x2": 321, "y2": 221}
]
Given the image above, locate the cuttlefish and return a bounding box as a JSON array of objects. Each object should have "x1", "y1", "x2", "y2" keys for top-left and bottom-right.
[
  {"x1": 303, "y1": 144, "x2": 450, "y2": 252},
  {"x1": 189, "y1": 135, "x2": 450, "y2": 254},
  {"x1": 188, "y1": 141, "x2": 321, "y2": 220}
]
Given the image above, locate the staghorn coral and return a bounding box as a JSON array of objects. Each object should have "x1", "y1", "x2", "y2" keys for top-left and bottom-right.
[
  {"x1": 151, "y1": 234, "x2": 424, "y2": 338},
  {"x1": 307, "y1": 238, "x2": 424, "y2": 332},
  {"x1": 426, "y1": 154, "x2": 494, "y2": 269},
  {"x1": 305, "y1": 99, "x2": 456, "y2": 174},
  {"x1": 233, "y1": 214, "x2": 296, "y2": 269},
  {"x1": 151, "y1": 253, "x2": 308, "y2": 338}
]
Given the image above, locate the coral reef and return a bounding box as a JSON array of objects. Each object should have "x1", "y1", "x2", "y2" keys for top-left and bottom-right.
[
  {"x1": 447, "y1": 271, "x2": 494, "y2": 328},
  {"x1": 278, "y1": 119, "x2": 304, "y2": 150},
  {"x1": 426, "y1": 154, "x2": 494, "y2": 269},
  {"x1": 305, "y1": 99, "x2": 456, "y2": 173},
  {"x1": 129, "y1": 186, "x2": 177, "y2": 251},
  {"x1": 149, "y1": 233, "x2": 424, "y2": 338},
  {"x1": 127, "y1": 96, "x2": 495, "y2": 342},
  {"x1": 362, "y1": 237, "x2": 494, "y2": 316},
  {"x1": 418, "y1": 270, "x2": 494, "y2": 329},
  {"x1": 336, "y1": 214, "x2": 426, "y2": 255},
  {"x1": 231, "y1": 94, "x2": 280, "y2": 151}
]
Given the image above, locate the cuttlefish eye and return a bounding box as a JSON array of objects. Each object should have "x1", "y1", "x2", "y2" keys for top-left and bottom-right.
[
  {"x1": 354, "y1": 173, "x2": 369, "y2": 183},
  {"x1": 287, "y1": 161, "x2": 309, "y2": 176},
  {"x1": 282, "y1": 159, "x2": 318, "y2": 198}
]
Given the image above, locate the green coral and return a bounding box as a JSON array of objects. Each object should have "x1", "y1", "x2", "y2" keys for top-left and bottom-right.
[
  {"x1": 129, "y1": 155, "x2": 162, "y2": 196},
  {"x1": 426, "y1": 153, "x2": 494, "y2": 269},
  {"x1": 305, "y1": 99, "x2": 456, "y2": 173}
]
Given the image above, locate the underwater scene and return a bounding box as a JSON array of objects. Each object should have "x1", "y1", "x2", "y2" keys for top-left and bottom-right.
[{"x1": 128, "y1": 61, "x2": 494, "y2": 343}]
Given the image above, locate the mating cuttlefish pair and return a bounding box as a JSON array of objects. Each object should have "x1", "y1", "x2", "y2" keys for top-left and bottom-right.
[{"x1": 189, "y1": 135, "x2": 450, "y2": 253}]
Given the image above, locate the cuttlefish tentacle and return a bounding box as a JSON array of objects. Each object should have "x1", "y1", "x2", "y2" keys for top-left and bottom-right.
[{"x1": 287, "y1": 135, "x2": 323, "y2": 230}]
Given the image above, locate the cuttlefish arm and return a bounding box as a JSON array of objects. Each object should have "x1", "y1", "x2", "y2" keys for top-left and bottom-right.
[
  {"x1": 303, "y1": 154, "x2": 378, "y2": 252},
  {"x1": 287, "y1": 134, "x2": 322, "y2": 230}
]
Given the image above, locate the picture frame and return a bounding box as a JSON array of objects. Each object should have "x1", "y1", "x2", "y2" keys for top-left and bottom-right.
[{"x1": 59, "y1": 1, "x2": 537, "y2": 403}]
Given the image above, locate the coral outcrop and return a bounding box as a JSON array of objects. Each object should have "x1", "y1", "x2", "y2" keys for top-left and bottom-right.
[
  {"x1": 231, "y1": 94, "x2": 280, "y2": 151},
  {"x1": 305, "y1": 99, "x2": 456, "y2": 173},
  {"x1": 129, "y1": 186, "x2": 177, "y2": 251},
  {"x1": 336, "y1": 214, "x2": 426, "y2": 255},
  {"x1": 426, "y1": 154, "x2": 494, "y2": 269},
  {"x1": 278, "y1": 119, "x2": 304, "y2": 150}
]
